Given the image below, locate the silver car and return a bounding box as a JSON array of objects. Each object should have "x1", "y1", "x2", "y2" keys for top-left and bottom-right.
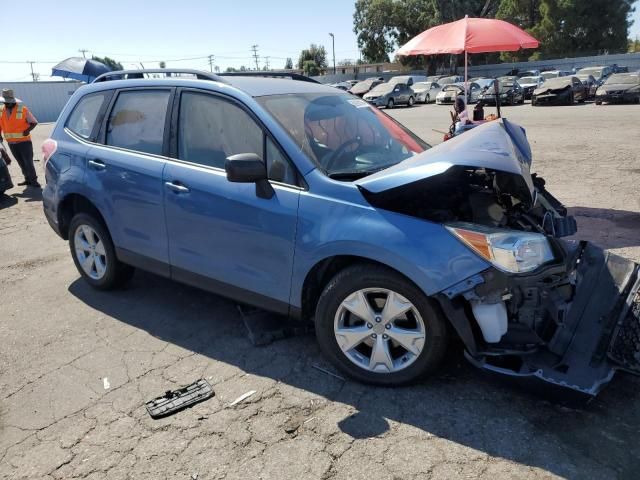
[
  {"x1": 411, "y1": 81, "x2": 442, "y2": 103},
  {"x1": 363, "y1": 82, "x2": 416, "y2": 108},
  {"x1": 436, "y1": 82, "x2": 481, "y2": 104}
]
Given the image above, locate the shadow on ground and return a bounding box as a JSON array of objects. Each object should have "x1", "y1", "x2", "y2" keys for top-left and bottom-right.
[
  {"x1": 569, "y1": 206, "x2": 640, "y2": 250},
  {"x1": 69, "y1": 271, "x2": 640, "y2": 479}
]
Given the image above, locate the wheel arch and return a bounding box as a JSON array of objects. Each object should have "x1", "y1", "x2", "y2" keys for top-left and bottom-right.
[{"x1": 57, "y1": 193, "x2": 109, "y2": 240}]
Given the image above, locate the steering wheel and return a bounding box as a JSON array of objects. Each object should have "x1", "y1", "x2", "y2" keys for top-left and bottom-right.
[{"x1": 324, "y1": 138, "x2": 362, "y2": 172}]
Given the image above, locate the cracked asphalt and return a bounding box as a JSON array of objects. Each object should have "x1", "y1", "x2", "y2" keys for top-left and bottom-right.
[{"x1": 1, "y1": 101, "x2": 640, "y2": 480}]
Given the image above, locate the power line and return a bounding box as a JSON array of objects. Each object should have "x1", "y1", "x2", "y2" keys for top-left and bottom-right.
[{"x1": 251, "y1": 45, "x2": 260, "y2": 70}]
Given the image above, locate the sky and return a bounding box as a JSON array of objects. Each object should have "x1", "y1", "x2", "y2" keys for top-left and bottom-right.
[
  {"x1": 2, "y1": 0, "x2": 639, "y2": 82},
  {"x1": 0, "y1": 0, "x2": 361, "y2": 81}
]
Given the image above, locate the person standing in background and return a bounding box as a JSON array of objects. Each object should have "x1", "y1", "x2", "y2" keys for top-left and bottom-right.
[{"x1": 0, "y1": 89, "x2": 40, "y2": 188}]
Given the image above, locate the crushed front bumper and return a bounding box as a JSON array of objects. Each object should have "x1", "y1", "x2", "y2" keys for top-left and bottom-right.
[{"x1": 441, "y1": 241, "x2": 640, "y2": 395}]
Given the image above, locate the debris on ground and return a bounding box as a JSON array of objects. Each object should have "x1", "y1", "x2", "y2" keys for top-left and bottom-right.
[
  {"x1": 228, "y1": 390, "x2": 256, "y2": 407},
  {"x1": 312, "y1": 364, "x2": 346, "y2": 381},
  {"x1": 145, "y1": 379, "x2": 214, "y2": 419},
  {"x1": 102, "y1": 377, "x2": 110, "y2": 389},
  {"x1": 238, "y1": 305, "x2": 313, "y2": 346}
]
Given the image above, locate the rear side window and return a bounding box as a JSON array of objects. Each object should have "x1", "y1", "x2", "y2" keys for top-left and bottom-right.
[
  {"x1": 66, "y1": 92, "x2": 109, "y2": 140},
  {"x1": 106, "y1": 90, "x2": 171, "y2": 155}
]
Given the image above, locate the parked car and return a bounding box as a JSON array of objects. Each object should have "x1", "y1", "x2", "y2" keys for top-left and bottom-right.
[
  {"x1": 574, "y1": 73, "x2": 598, "y2": 98},
  {"x1": 387, "y1": 75, "x2": 427, "y2": 87},
  {"x1": 411, "y1": 81, "x2": 442, "y2": 103},
  {"x1": 531, "y1": 76, "x2": 587, "y2": 105},
  {"x1": 576, "y1": 66, "x2": 612, "y2": 86},
  {"x1": 350, "y1": 77, "x2": 384, "y2": 97},
  {"x1": 595, "y1": 73, "x2": 640, "y2": 105},
  {"x1": 437, "y1": 75, "x2": 464, "y2": 85},
  {"x1": 497, "y1": 75, "x2": 519, "y2": 84},
  {"x1": 345, "y1": 80, "x2": 360, "y2": 87},
  {"x1": 518, "y1": 76, "x2": 545, "y2": 100},
  {"x1": 472, "y1": 78, "x2": 495, "y2": 92},
  {"x1": 364, "y1": 82, "x2": 416, "y2": 108},
  {"x1": 435, "y1": 82, "x2": 481, "y2": 104},
  {"x1": 42, "y1": 69, "x2": 640, "y2": 395},
  {"x1": 610, "y1": 64, "x2": 629, "y2": 74},
  {"x1": 478, "y1": 79, "x2": 525, "y2": 105}
]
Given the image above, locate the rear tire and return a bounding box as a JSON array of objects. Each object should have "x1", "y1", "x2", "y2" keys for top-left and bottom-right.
[
  {"x1": 314, "y1": 264, "x2": 449, "y2": 386},
  {"x1": 408, "y1": 96, "x2": 415, "y2": 107},
  {"x1": 69, "y1": 213, "x2": 134, "y2": 290},
  {"x1": 386, "y1": 98, "x2": 394, "y2": 109},
  {"x1": 595, "y1": 100, "x2": 602, "y2": 105},
  {"x1": 567, "y1": 92, "x2": 574, "y2": 105}
]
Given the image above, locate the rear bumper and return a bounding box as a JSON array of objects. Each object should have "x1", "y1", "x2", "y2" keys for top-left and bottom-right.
[
  {"x1": 444, "y1": 241, "x2": 640, "y2": 395},
  {"x1": 595, "y1": 92, "x2": 638, "y2": 104}
]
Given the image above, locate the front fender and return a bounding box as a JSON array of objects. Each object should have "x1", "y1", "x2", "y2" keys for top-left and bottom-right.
[{"x1": 290, "y1": 189, "x2": 490, "y2": 307}]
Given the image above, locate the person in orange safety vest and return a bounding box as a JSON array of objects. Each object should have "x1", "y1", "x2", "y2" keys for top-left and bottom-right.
[{"x1": 0, "y1": 88, "x2": 39, "y2": 187}]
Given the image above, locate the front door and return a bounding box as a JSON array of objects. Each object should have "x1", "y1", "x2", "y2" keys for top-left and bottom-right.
[
  {"x1": 163, "y1": 90, "x2": 301, "y2": 312},
  {"x1": 87, "y1": 88, "x2": 173, "y2": 273}
]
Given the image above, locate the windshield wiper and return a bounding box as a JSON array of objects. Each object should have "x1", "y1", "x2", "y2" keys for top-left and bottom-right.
[{"x1": 327, "y1": 163, "x2": 400, "y2": 180}]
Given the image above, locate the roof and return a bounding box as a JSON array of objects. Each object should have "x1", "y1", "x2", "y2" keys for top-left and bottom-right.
[{"x1": 89, "y1": 69, "x2": 337, "y2": 98}]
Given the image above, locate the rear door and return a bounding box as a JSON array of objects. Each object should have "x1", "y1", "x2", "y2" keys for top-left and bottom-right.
[
  {"x1": 87, "y1": 88, "x2": 173, "y2": 274},
  {"x1": 162, "y1": 89, "x2": 301, "y2": 311}
]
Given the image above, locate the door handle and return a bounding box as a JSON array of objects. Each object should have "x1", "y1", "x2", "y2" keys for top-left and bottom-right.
[
  {"x1": 165, "y1": 181, "x2": 190, "y2": 193},
  {"x1": 88, "y1": 159, "x2": 106, "y2": 170}
]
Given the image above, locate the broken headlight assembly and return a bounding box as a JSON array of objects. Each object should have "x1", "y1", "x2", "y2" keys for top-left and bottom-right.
[{"x1": 446, "y1": 223, "x2": 554, "y2": 273}]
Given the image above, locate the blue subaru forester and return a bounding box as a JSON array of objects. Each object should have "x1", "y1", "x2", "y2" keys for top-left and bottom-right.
[{"x1": 43, "y1": 69, "x2": 640, "y2": 394}]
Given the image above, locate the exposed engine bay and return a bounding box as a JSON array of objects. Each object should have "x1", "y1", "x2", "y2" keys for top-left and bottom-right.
[
  {"x1": 361, "y1": 166, "x2": 577, "y2": 238},
  {"x1": 355, "y1": 119, "x2": 640, "y2": 395}
]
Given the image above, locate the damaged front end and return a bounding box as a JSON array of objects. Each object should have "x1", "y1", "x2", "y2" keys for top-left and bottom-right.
[{"x1": 357, "y1": 119, "x2": 640, "y2": 395}]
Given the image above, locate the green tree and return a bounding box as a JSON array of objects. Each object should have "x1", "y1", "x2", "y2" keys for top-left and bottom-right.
[
  {"x1": 91, "y1": 56, "x2": 123, "y2": 71},
  {"x1": 297, "y1": 44, "x2": 328, "y2": 71},
  {"x1": 302, "y1": 60, "x2": 321, "y2": 76},
  {"x1": 284, "y1": 57, "x2": 293, "y2": 69},
  {"x1": 353, "y1": 0, "x2": 395, "y2": 62}
]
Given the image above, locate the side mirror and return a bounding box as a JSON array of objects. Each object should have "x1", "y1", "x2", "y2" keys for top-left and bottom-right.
[
  {"x1": 394, "y1": 87, "x2": 401, "y2": 92},
  {"x1": 225, "y1": 153, "x2": 274, "y2": 199}
]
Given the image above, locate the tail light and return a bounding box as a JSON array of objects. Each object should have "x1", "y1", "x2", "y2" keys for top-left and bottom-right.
[{"x1": 41, "y1": 139, "x2": 57, "y2": 168}]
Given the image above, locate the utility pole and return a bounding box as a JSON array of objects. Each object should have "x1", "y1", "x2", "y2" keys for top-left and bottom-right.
[
  {"x1": 78, "y1": 49, "x2": 89, "y2": 59},
  {"x1": 265, "y1": 56, "x2": 270, "y2": 71},
  {"x1": 27, "y1": 61, "x2": 38, "y2": 82},
  {"x1": 251, "y1": 45, "x2": 260, "y2": 70},
  {"x1": 328, "y1": 33, "x2": 336, "y2": 74},
  {"x1": 208, "y1": 54, "x2": 215, "y2": 72}
]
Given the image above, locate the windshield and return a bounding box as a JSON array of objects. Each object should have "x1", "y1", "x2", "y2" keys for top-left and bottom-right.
[
  {"x1": 351, "y1": 80, "x2": 376, "y2": 92},
  {"x1": 367, "y1": 83, "x2": 394, "y2": 94},
  {"x1": 412, "y1": 82, "x2": 430, "y2": 91},
  {"x1": 257, "y1": 93, "x2": 429, "y2": 179},
  {"x1": 541, "y1": 71, "x2": 560, "y2": 80},
  {"x1": 439, "y1": 77, "x2": 458, "y2": 85},
  {"x1": 605, "y1": 74, "x2": 639, "y2": 85},
  {"x1": 443, "y1": 85, "x2": 463, "y2": 92},
  {"x1": 519, "y1": 76, "x2": 539, "y2": 83},
  {"x1": 579, "y1": 68, "x2": 603, "y2": 77},
  {"x1": 575, "y1": 74, "x2": 592, "y2": 81}
]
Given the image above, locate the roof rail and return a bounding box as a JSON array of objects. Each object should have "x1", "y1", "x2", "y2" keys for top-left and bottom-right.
[
  {"x1": 218, "y1": 71, "x2": 320, "y2": 84},
  {"x1": 92, "y1": 69, "x2": 228, "y2": 84}
]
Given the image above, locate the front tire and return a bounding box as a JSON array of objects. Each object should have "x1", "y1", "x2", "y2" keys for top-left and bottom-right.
[
  {"x1": 314, "y1": 265, "x2": 449, "y2": 386},
  {"x1": 386, "y1": 98, "x2": 394, "y2": 109},
  {"x1": 69, "y1": 213, "x2": 134, "y2": 290},
  {"x1": 425, "y1": 94, "x2": 431, "y2": 103},
  {"x1": 407, "y1": 96, "x2": 415, "y2": 107}
]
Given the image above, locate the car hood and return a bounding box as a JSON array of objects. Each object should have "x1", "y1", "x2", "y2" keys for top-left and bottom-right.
[
  {"x1": 602, "y1": 83, "x2": 636, "y2": 92},
  {"x1": 356, "y1": 118, "x2": 535, "y2": 207},
  {"x1": 534, "y1": 84, "x2": 570, "y2": 95}
]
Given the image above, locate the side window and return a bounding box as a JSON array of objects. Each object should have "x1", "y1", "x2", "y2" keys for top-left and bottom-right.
[
  {"x1": 178, "y1": 92, "x2": 261, "y2": 169},
  {"x1": 66, "y1": 92, "x2": 109, "y2": 140},
  {"x1": 106, "y1": 90, "x2": 170, "y2": 155},
  {"x1": 266, "y1": 137, "x2": 297, "y2": 185}
]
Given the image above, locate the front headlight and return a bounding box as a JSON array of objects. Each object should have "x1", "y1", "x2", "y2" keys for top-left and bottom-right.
[{"x1": 446, "y1": 223, "x2": 554, "y2": 273}]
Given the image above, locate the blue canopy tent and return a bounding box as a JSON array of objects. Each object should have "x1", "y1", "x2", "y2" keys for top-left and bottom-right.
[{"x1": 51, "y1": 57, "x2": 111, "y2": 83}]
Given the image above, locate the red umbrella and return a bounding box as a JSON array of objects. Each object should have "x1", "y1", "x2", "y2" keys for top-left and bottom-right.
[{"x1": 397, "y1": 15, "x2": 539, "y2": 99}]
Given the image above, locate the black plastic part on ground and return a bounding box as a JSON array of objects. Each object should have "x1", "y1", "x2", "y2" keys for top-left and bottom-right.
[{"x1": 145, "y1": 379, "x2": 214, "y2": 419}]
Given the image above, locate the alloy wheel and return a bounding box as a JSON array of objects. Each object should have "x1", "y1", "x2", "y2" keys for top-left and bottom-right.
[
  {"x1": 74, "y1": 224, "x2": 107, "y2": 280},
  {"x1": 333, "y1": 288, "x2": 426, "y2": 373}
]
